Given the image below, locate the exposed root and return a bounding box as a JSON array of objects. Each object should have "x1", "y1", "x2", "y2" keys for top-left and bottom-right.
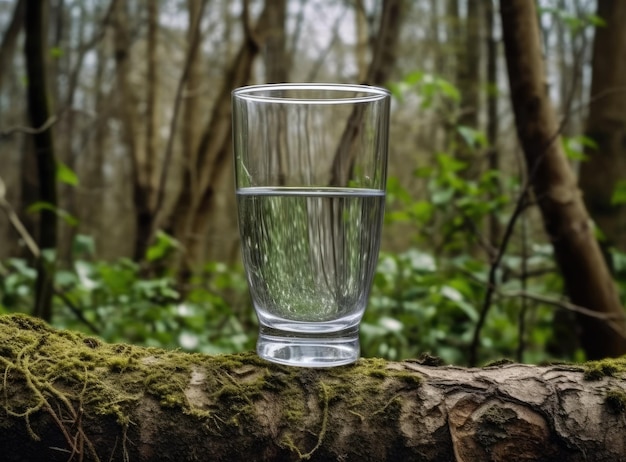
[{"x1": 283, "y1": 381, "x2": 330, "y2": 460}]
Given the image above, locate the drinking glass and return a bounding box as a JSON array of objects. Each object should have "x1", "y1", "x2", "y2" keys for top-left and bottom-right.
[{"x1": 232, "y1": 83, "x2": 390, "y2": 367}]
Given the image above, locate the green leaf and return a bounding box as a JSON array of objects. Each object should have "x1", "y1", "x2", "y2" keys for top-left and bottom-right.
[
  {"x1": 50, "y1": 46, "x2": 64, "y2": 58},
  {"x1": 457, "y1": 125, "x2": 487, "y2": 149},
  {"x1": 73, "y1": 234, "x2": 96, "y2": 256},
  {"x1": 411, "y1": 201, "x2": 434, "y2": 222},
  {"x1": 562, "y1": 135, "x2": 595, "y2": 161},
  {"x1": 431, "y1": 187, "x2": 454, "y2": 205},
  {"x1": 146, "y1": 231, "x2": 181, "y2": 262},
  {"x1": 57, "y1": 161, "x2": 79, "y2": 186},
  {"x1": 587, "y1": 14, "x2": 607, "y2": 27},
  {"x1": 611, "y1": 180, "x2": 626, "y2": 205},
  {"x1": 27, "y1": 201, "x2": 79, "y2": 226}
]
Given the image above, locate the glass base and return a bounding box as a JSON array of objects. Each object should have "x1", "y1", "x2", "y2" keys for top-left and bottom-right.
[{"x1": 256, "y1": 325, "x2": 360, "y2": 367}]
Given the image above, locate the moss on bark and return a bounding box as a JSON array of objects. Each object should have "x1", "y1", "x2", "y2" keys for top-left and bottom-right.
[{"x1": 2, "y1": 314, "x2": 626, "y2": 462}]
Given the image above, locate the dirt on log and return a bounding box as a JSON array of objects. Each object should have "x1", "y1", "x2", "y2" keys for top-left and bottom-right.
[{"x1": 1, "y1": 314, "x2": 626, "y2": 461}]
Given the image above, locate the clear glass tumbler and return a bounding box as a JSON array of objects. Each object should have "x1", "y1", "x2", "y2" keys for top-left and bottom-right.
[{"x1": 232, "y1": 83, "x2": 390, "y2": 367}]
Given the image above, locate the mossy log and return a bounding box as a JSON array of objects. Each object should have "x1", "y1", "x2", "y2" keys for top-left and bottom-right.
[{"x1": 1, "y1": 314, "x2": 626, "y2": 461}]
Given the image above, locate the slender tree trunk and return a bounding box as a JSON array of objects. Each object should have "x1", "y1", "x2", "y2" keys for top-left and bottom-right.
[
  {"x1": 112, "y1": 0, "x2": 151, "y2": 261},
  {"x1": 145, "y1": 0, "x2": 159, "y2": 214},
  {"x1": 457, "y1": 0, "x2": 481, "y2": 129},
  {"x1": 445, "y1": 0, "x2": 460, "y2": 81},
  {"x1": 579, "y1": 0, "x2": 626, "y2": 252},
  {"x1": 24, "y1": 0, "x2": 57, "y2": 322},
  {"x1": 264, "y1": 0, "x2": 288, "y2": 83},
  {"x1": 167, "y1": 1, "x2": 272, "y2": 274},
  {"x1": 2, "y1": 314, "x2": 626, "y2": 462},
  {"x1": 364, "y1": 0, "x2": 403, "y2": 86},
  {"x1": 0, "y1": 0, "x2": 25, "y2": 94},
  {"x1": 499, "y1": 0, "x2": 626, "y2": 360},
  {"x1": 485, "y1": 0, "x2": 500, "y2": 245},
  {"x1": 329, "y1": 0, "x2": 403, "y2": 188},
  {"x1": 354, "y1": 0, "x2": 369, "y2": 82}
]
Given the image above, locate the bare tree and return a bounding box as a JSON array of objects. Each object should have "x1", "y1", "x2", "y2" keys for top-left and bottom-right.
[{"x1": 500, "y1": 0, "x2": 626, "y2": 360}]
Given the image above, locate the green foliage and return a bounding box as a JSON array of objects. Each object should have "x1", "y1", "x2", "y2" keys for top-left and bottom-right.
[
  {"x1": 5, "y1": 67, "x2": 623, "y2": 367},
  {"x1": 56, "y1": 160, "x2": 79, "y2": 186},
  {"x1": 611, "y1": 181, "x2": 626, "y2": 206},
  {"x1": 27, "y1": 201, "x2": 78, "y2": 226},
  {"x1": 389, "y1": 71, "x2": 459, "y2": 109},
  {"x1": 561, "y1": 135, "x2": 596, "y2": 161},
  {"x1": 0, "y1": 235, "x2": 254, "y2": 354}
]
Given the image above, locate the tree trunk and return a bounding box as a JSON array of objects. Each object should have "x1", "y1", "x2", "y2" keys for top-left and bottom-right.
[
  {"x1": 485, "y1": 0, "x2": 500, "y2": 246},
  {"x1": 264, "y1": 0, "x2": 288, "y2": 83},
  {"x1": 578, "y1": 0, "x2": 626, "y2": 252},
  {"x1": 0, "y1": 0, "x2": 25, "y2": 94},
  {"x1": 111, "y1": 0, "x2": 151, "y2": 262},
  {"x1": 24, "y1": 0, "x2": 57, "y2": 322},
  {"x1": 456, "y1": 0, "x2": 482, "y2": 177},
  {"x1": 1, "y1": 314, "x2": 626, "y2": 462},
  {"x1": 499, "y1": 0, "x2": 626, "y2": 360},
  {"x1": 167, "y1": 1, "x2": 272, "y2": 274},
  {"x1": 364, "y1": 0, "x2": 403, "y2": 86}
]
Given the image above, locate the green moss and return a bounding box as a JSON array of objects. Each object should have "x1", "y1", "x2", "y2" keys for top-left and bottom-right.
[
  {"x1": 583, "y1": 357, "x2": 626, "y2": 381},
  {"x1": 484, "y1": 358, "x2": 515, "y2": 368},
  {"x1": 0, "y1": 314, "x2": 428, "y2": 460},
  {"x1": 605, "y1": 389, "x2": 626, "y2": 414}
]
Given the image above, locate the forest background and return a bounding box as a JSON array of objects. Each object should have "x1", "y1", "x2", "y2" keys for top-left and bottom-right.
[{"x1": 1, "y1": 0, "x2": 625, "y2": 367}]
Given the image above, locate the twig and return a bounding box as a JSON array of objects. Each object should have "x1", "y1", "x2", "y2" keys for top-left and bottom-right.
[
  {"x1": 0, "y1": 177, "x2": 40, "y2": 258},
  {"x1": 0, "y1": 115, "x2": 58, "y2": 138},
  {"x1": 468, "y1": 182, "x2": 533, "y2": 366},
  {"x1": 500, "y1": 290, "x2": 626, "y2": 339}
]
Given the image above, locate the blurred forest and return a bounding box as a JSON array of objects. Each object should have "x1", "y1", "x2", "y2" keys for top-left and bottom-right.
[{"x1": 1, "y1": 0, "x2": 626, "y2": 366}]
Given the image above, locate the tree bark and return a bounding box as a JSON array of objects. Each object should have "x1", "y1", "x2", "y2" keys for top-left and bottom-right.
[
  {"x1": 24, "y1": 0, "x2": 57, "y2": 322},
  {"x1": 499, "y1": 0, "x2": 626, "y2": 360},
  {"x1": 579, "y1": 0, "x2": 626, "y2": 252},
  {"x1": 1, "y1": 314, "x2": 626, "y2": 462}
]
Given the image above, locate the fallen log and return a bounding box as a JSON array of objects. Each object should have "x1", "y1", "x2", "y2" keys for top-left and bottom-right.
[{"x1": 1, "y1": 314, "x2": 625, "y2": 461}]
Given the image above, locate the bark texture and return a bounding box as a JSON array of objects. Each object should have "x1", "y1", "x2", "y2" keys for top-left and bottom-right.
[
  {"x1": 1, "y1": 314, "x2": 626, "y2": 462},
  {"x1": 24, "y1": 0, "x2": 57, "y2": 322},
  {"x1": 500, "y1": 0, "x2": 626, "y2": 359}
]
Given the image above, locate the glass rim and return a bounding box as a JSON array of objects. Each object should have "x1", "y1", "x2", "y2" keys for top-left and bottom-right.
[{"x1": 232, "y1": 83, "x2": 390, "y2": 104}]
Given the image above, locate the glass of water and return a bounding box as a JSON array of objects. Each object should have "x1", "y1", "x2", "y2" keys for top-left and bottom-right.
[{"x1": 232, "y1": 83, "x2": 390, "y2": 367}]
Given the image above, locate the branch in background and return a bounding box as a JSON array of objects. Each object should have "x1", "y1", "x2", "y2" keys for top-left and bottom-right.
[
  {"x1": 152, "y1": 0, "x2": 208, "y2": 227},
  {"x1": 305, "y1": 6, "x2": 347, "y2": 81},
  {"x1": 499, "y1": 290, "x2": 626, "y2": 334},
  {"x1": 468, "y1": 182, "x2": 533, "y2": 366},
  {"x1": 0, "y1": 115, "x2": 59, "y2": 139},
  {"x1": 0, "y1": 177, "x2": 40, "y2": 258}
]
